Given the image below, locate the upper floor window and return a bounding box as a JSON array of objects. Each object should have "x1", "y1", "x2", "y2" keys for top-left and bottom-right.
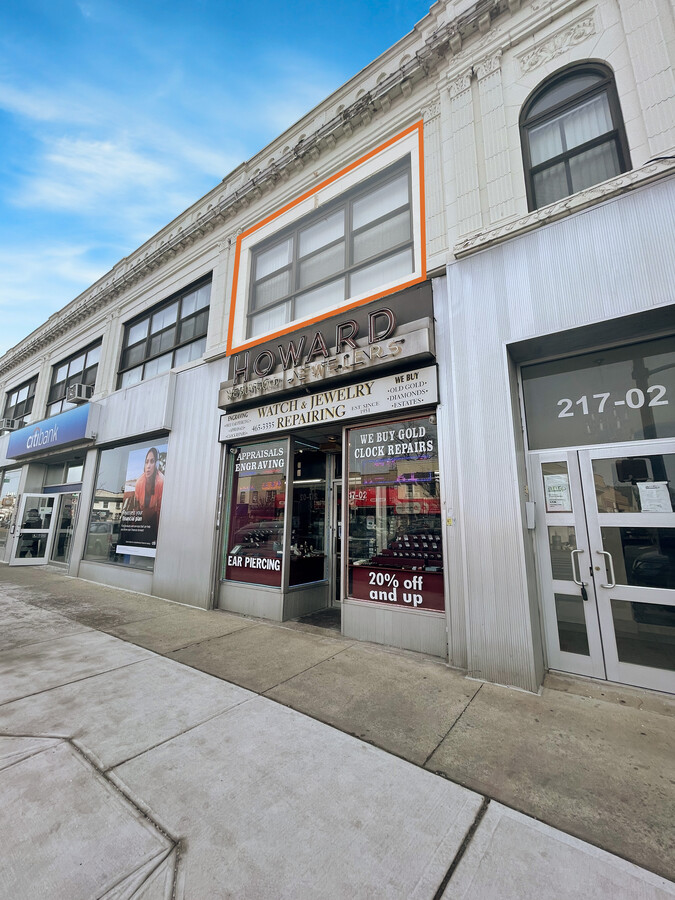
[
  {"x1": 118, "y1": 277, "x2": 211, "y2": 388},
  {"x1": 46, "y1": 341, "x2": 101, "y2": 416},
  {"x1": 520, "y1": 63, "x2": 631, "y2": 210},
  {"x1": 3, "y1": 374, "x2": 38, "y2": 425},
  {"x1": 248, "y1": 158, "x2": 413, "y2": 341}
]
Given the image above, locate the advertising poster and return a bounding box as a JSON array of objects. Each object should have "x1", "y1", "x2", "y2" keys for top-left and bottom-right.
[{"x1": 117, "y1": 443, "x2": 168, "y2": 557}]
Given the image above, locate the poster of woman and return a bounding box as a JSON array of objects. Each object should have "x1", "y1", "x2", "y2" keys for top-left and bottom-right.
[{"x1": 117, "y1": 444, "x2": 168, "y2": 557}]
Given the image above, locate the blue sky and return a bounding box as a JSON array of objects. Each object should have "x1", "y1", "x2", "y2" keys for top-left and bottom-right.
[{"x1": 0, "y1": 0, "x2": 431, "y2": 357}]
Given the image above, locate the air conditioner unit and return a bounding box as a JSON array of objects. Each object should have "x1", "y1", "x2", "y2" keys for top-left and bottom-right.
[
  {"x1": 0, "y1": 418, "x2": 18, "y2": 432},
  {"x1": 66, "y1": 383, "x2": 94, "y2": 404}
]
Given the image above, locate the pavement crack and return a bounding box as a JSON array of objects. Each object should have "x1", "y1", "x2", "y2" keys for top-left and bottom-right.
[
  {"x1": 422, "y1": 683, "x2": 483, "y2": 768},
  {"x1": 261, "y1": 643, "x2": 356, "y2": 694},
  {"x1": 432, "y1": 797, "x2": 490, "y2": 900}
]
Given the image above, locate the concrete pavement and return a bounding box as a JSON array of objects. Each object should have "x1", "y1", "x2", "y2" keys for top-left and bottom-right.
[{"x1": 0, "y1": 565, "x2": 673, "y2": 898}]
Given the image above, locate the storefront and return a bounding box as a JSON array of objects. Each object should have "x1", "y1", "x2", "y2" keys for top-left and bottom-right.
[
  {"x1": 217, "y1": 283, "x2": 449, "y2": 656},
  {"x1": 1, "y1": 403, "x2": 99, "y2": 567}
]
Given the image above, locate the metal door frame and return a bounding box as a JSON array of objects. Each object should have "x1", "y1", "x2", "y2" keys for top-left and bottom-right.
[{"x1": 10, "y1": 493, "x2": 59, "y2": 567}]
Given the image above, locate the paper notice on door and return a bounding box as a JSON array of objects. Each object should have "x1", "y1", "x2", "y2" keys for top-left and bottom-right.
[
  {"x1": 544, "y1": 474, "x2": 572, "y2": 512},
  {"x1": 637, "y1": 482, "x2": 672, "y2": 513}
]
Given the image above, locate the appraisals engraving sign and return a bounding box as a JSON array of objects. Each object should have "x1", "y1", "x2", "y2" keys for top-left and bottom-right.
[{"x1": 219, "y1": 366, "x2": 438, "y2": 442}]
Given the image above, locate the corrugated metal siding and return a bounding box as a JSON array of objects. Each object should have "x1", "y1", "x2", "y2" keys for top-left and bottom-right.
[{"x1": 445, "y1": 179, "x2": 675, "y2": 689}]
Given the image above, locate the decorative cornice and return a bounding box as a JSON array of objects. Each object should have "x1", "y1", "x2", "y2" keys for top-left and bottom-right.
[
  {"x1": 0, "y1": 0, "x2": 521, "y2": 378},
  {"x1": 453, "y1": 160, "x2": 675, "y2": 257},
  {"x1": 517, "y1": 10, "x2": 596, "y2": 72},
  {"x1": 421, "y1": 99, "x2": 441, "y2": 121},
  {"x1": 448, "y1": 70, "x2": 474, "y2": 99}
]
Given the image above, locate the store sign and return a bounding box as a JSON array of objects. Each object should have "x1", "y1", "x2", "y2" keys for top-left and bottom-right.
[
  {"x1": 219, "y1": 366, "x2": 438, "y2": 442},
  {"x1": 7, "y1": 404, "x2": 99, "y2": 459},
  {"x1": 219, "y1": 283, "x2": 435, "y2": 408},
  {"x1": 350, "y1": 568, "x2": 445, "y2": 612}
]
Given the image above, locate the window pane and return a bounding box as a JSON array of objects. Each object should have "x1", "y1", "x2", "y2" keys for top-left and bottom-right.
[
  {"x1": 68, "y1": 354, "x2": 85, "y2": 376},
  {"x1": 128, "y1": 320, "x2": 148, "y2": 346},
  {"x1": 151, "y1": 302, "x2": 178, "y2": 334},
  {"x1": 123, "y1": 342, "x2": 146, "y2": 370},
  {"x1": 86, "y1": 344, "x2": 101, "y2": 367},
  {"x1": 83, "y1": 365, "x2": 97, "y2": 386},
  {"x1": 143, "y1": 352, "x2": 172, "y2": 379},
  {"x1": 528, "y1": 74, "x2": 603, "y2": 118},
  {"x1": 561, "y1": 93, "x2": 613, "y2": 151},
  {"x1": 352, "y1": 171, "x2": 409, "y2": 229},
  {"x1": 529, "y1": 119, "x2": 564, "y2": 166},
  {"x1": 533, "y1": 161, "x2": 568, "y2": 207},
  {"x1": 350, "y1": 248, "x2": 413, "y2": 296},
  {"x1": 180, "y1": 309, "x2": 208, "y2": 343},
  {"x1": 174, "y1": 337, "x2": 206, "y2": 366},
  {"x1": 181, "y1": 284, "x2": 210, "y2": 317},
  {"x1": 47, "y1": 401, "x2": 62, "y2": 417},
  {"x1": 593, "y1": 456, "x2": 675, "y2": 514},
  {"x1": 120, "y1": 366, "x2": 143, "y2": 388},
  {"x1": 249, "y1": 303, "x2": 288, "y2": 338},
  {"x1": 224, "y1": 441, "x2": 287, "y2": 586},
  {"x1": 17, "y1": 386, "x2": 28, "y2": 403},
  {"x1": 298, "y1": 241, "x2": 345, "y2": 290},
  {"x1": 150, "y1": 326, "x2": 176, "y2": 357},
  {"x1": 295, "y1": 278, "x2": 345, "y2": 320},
  {"x1": 554, "y1": 593, "x2": 590, "y2": 655},
  {"x1": 54, "y1": 364, "x2": 68, "y2": 383},
  {"x1": 299, "y1": 210, "x2": 344, "y2": 257},
  {"x1": 256, "y1": 238, "x2": 292, "y2": 279},
  {"x1": 601, "y1": 527, "x2": 675, "y2": 588},
  {"x1": 353, "y1": 209, "x2": 410, "y2": 264},
  {"x1": 253, "y1": 269, "x2": 291, "y2": 310},
  {"x1": 66, "y1": 463, "x2": 84, "y2": 482},
  {"x1": 0, "y1": 469, "x2": 20, "y2": 550},
  {"x1": 570, "y1": 141, "x2": 621, "y2": 193},
  {"x1": 290, "y1": 448, "x2": 327, "y2": 586}
]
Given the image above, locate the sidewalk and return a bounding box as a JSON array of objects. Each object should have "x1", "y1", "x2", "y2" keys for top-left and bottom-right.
[{"x1": 0, "y1": 565, "x2": 673, "y2": 898}]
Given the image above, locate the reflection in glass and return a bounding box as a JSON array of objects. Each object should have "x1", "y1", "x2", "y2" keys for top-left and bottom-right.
[
  {"x1": 548, "y1": 526, "x2": 577, "y2": 580},
  {"x1": 20, "y1": 497, "x2": 54, "y2": 530},
  {"x1": 611, "y1": 599, "x2": 675, "y2": 671},
  {"x1": 15, "y1": 532, "x2": 49, "y2": 559},
  {"x1": 601, "y1": 527, "x2": 675, "y2": 588},
  {"x1": 554, "y1": 593, "x2": 590, "y2": 655},
  {"x1": 50, "y1": 492, "x2": 79, "y2": 564},
  {"x1": 0, "y1": 469, "x2": 20, "y2": 549},
  {"x1": 290, "y1": 448, "x2": 327, "y2": 586},
  {"x1": 593, "y1": 455, "x2": 675, "y2": 513}
]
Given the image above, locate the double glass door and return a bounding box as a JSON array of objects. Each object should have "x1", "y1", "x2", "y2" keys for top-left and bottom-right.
[
  {"x1": 10, "y1": 491, "x2": 80, "y2": 567},
  {"x1": 533, "y1": 440, "x2": 675, "y2": 693}
]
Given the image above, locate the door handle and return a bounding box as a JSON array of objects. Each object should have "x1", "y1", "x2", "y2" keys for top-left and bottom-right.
[
  {"x1": 597, "y1": 550, "x2": 616, "y2": 589},
  {"x1": 570, "y1": 549, "x2": 584, "y2": 586}
]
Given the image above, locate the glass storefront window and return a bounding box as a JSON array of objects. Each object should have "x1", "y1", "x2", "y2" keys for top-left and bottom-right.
[
  {"x1": 347, "y1": 415, "x2": 444, "y2": 613},
  {"x1": 84, "y1": 439, "x2": 169, "y2": 569},
  {"x1": 0, "y1": 469, "x2": 20, "y2": 550},
  {"x1": 290, "y1": 446, "x2": 326, "y2": 586},
  {"x1": 224, "y1": 440, "x2": 287, "y2": 586}
]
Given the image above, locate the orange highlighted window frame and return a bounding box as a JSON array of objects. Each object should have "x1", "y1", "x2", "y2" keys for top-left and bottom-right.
[{"x1": 226, "y1": 121, "x2": 426, "y2": 356}]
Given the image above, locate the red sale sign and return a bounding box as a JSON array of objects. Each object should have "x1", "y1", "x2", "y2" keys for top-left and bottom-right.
[{"x1": 350, "y1": 566, "x2": 445, "y2": 612}]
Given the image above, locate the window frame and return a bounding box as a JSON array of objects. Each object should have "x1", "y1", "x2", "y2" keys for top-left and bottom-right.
[
  {"x1": 117, "y1": 275, "x2": 212, "y2": 389},
  {"x1": 520, "y1": 62, "x2": 631, "y2": 212},
  {"x1": 3, "y1": 374, "x2": 38, "y2": 425},
  {"x1": 247, "y1": 157, "x2": 413, "y2": 340},
  {"x1": 46, "y1": 339, "x2": 102, "y2": 417}
]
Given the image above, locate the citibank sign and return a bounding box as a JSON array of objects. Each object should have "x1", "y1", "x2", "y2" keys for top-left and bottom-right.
[{"x1": 7, "y1": 403, "x2": 99, "y2": 459}]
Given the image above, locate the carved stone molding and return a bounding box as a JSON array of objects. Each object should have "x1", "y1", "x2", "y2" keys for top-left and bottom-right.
[
  {"x1": 448, "y1": 70, "x2": 473, "y2": 99},
  {"x1": 475, "y1": 51, "x2": 502, "y2": 80},
  {"x1": 453, "y1": 159, "x2": 675, "y2": 257},
  {"x1": 517, "y1": 11, "x2": 596, "y2": 73},
  {"x1": 422, "y1": 99, "x2": 441, "y2": 121}
]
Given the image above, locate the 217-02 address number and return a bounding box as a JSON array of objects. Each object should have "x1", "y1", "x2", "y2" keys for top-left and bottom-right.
[{"x1": 557, "y1": 385, "x2": 668, "y2": 417}]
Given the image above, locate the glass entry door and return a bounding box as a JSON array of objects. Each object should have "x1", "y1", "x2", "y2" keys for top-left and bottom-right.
[
  {"x1": 10, "y1": 494, "x2": 57, "y2": 566},
  {"x1": 50, "y1": 492, "x2": 80, "y2": 565},
  {"x1": 330, "y1": 481, "x2": 342, "y2": 607},
  {"x1": 533, "y1": 441, "x2": 675, "y2": 693}
]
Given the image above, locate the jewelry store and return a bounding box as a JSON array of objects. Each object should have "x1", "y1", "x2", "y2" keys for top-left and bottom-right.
[{"x1": 217, "y1": 282, "x2": 449, "y2": 657}]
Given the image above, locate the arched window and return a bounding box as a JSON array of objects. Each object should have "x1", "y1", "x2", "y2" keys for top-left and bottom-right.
[{"x1": 520, "y1": 63, "x2": 631, "y2": 210}]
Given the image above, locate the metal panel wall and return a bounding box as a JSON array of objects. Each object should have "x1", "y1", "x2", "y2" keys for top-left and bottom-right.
[
  {"x1": 152, "y1": 359, "x2": 229, "y2": 608},
  {"x1": 444, "y1": 179, "x2": 675, "y2": 690},
  {"x1": 94, "y1": 373, "x2": 176, "y2": 445}
]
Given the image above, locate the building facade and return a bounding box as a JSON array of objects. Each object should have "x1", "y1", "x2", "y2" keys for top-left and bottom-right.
[{"x1": 1, "y1": 0, "x2": 673, "y2": 693}]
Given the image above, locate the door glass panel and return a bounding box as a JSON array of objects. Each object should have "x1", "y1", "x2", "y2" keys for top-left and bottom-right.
[
  {"x1": 593, "y1": 455, "x2": 675, "y2": 513},
  {"x1": 0, "y1": 469, "x2": 20, "y2": 549},
  {"x1": 51, "y1": 493, "x2": 79, "y2": 564},
  {"x1": 554, "y1": 593, "x2": 590, "y2": 655},
  {"x1": 15, "y1": 532, "x2": 49, "y2": 559},
  {"x1": 290, "y1": 448, "x2": 327, "y2": 586},
  {"x1": 610, "y1": 599, "x2": 675, "y2": 671},
  {"x1": 21, "y1": 497, "x2": 54, "y2": 529},
  {"x1": 542, "y1": 461, "x2": 572, "y2": 512},
  {"x1": 601, "y1": 527, "x2": 675, "y2": 588},
  {"x1": 548, "y1": 526, "x2": 577, "y2": 580}
]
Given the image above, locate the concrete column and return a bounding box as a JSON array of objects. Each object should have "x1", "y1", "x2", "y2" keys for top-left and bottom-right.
[
  {"x1": 448, "y1": 69, "x2": 483, "y2": 237},
  {"x1": 476, "y1": 52, "x2": 515, "y2": 224}
]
